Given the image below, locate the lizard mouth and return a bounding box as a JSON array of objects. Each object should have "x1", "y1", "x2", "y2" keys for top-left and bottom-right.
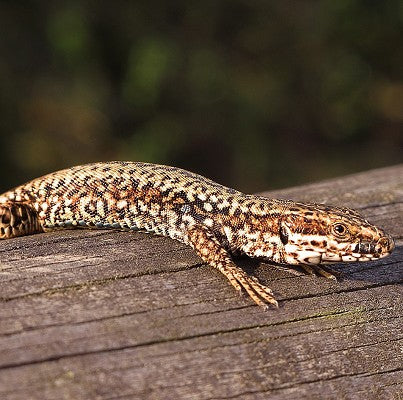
[
  {"x1": 321, "y1": 235, "x2": 395, "y2": 263},
  {"x1": 354, "y1": 235, "x2": 394, "y2": 258},
  {"x1": 281, "y1": 234, "x2": 394, "y2": 265},
  {"x1": 321, "y1": 252, "x2": 390, "y2": 263},
  {"x1": 352, "y1": 236, "x2": 394, "y2": 255}
]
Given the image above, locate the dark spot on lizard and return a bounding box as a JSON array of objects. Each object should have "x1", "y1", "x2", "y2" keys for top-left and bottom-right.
[
  {"x1": 20, "y1": 206, "x2": 28, "y2": 220},
  {"x1": 280, "y1": 225, "x2": 288, "y2": 245},
  {"x1": 1, "y1": 210, "x2": 11, "y2": 224},
  {"x1": 232, "y1": 208, "x2": 241, "y2": 217}
]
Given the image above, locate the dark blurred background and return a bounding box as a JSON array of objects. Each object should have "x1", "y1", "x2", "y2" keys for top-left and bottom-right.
[{"x1": 0, "y1": 1, "x2": 402, "y2": 193}]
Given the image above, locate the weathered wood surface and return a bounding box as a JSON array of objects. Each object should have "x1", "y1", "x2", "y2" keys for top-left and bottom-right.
[{"x1": 0, "y1": 165, "x2": 402, "y2": 400}]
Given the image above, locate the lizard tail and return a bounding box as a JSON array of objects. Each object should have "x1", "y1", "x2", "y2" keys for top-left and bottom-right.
[{"x1": 0, "y1": 202, "x2": 43, "y2": 239}]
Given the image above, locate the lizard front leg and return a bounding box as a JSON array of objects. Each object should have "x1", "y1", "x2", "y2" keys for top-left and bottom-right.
[{"x1": 186, "y1": 225, "x2": 278, "y2": 309}]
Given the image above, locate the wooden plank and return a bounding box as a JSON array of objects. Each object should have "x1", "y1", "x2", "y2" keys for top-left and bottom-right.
[{"x1": 0, "y1": 164, "x2": 402, "y2": 400}]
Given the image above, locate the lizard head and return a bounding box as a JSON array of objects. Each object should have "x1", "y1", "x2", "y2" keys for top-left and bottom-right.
[{"x1": 278, "y1": 202, "x2": 394, "y2": 265}]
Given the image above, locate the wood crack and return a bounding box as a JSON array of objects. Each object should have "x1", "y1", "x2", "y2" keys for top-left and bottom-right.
[
  {"x1": 0, "y1": 262, "x2": 205, "y2": 302},
  {"x1": 206, "y1": 368, "x2": 403, "y2": 400},
  {"x1": 1, "y1": 307, "x2": 397, "y2": 370}
]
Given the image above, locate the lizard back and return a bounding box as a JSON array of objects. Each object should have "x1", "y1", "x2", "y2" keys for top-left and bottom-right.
[{"x1": 0, "y1": 161, "x2": 254, "y2": 242}]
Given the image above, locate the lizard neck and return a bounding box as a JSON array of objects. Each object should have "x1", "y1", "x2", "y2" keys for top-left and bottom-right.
[{"x1": 213, "y1": 195, "x2": 286, "y2": 262}]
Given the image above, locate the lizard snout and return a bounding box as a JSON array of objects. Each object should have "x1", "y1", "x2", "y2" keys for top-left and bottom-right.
[{"x1": 377, "y1": 235, "x2": 394, "y2": 255}]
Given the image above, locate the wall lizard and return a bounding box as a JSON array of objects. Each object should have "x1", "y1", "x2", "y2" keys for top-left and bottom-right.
[{"x1": 0, "y1": 161, "x2": 394, "y2": 308}]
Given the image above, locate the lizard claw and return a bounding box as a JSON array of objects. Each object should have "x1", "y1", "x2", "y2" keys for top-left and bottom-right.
[{"x1": 226, "y1": 265, "x2": 278, "y2": 308}]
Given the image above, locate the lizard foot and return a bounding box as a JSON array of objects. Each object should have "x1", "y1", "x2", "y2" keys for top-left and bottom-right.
[
  {"x1": 300, "y1": 264, "x2": 339, "y2": 281},
  {"x1": 225, "y1": 264, "x2": 278, "y2": 309}
]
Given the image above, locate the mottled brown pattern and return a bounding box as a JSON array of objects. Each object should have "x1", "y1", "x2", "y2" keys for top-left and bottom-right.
[
  {"x1": 187, "y1": 225, "x2": 278, "y2": 308},
  {"x1": 0, "y1": 161, "x2": 395, "y2": 307},
  {"x1": 0, "y1": 202, "x2": 43, "y2": 239}
]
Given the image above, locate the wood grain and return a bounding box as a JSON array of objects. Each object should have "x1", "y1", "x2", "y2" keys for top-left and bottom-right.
[{"x1": 0, "y1": 164, "x2": 402, "y2": 400}]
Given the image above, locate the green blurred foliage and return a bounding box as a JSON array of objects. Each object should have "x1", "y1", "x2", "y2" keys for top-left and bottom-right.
[{"x1": 0, "y1": 0, "x2": 402, "y2": 192}]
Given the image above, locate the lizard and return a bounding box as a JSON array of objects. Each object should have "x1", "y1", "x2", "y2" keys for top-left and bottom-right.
[{"x1": 0, "y1": 161, "x2": 395, "y2": 308}]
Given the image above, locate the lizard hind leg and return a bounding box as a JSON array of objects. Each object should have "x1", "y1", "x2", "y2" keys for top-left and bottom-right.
[
  {"x1": 186, "y1": 225, "x2": 278, "y2": 309},
  {"x1": 0, "y1": 202, "x2": 43, "y2": 239}
]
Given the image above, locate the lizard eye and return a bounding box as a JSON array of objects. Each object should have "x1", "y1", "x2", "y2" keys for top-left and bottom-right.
[{"x1": 332, "y1": 223, "x2": 348, "y2": 237}]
